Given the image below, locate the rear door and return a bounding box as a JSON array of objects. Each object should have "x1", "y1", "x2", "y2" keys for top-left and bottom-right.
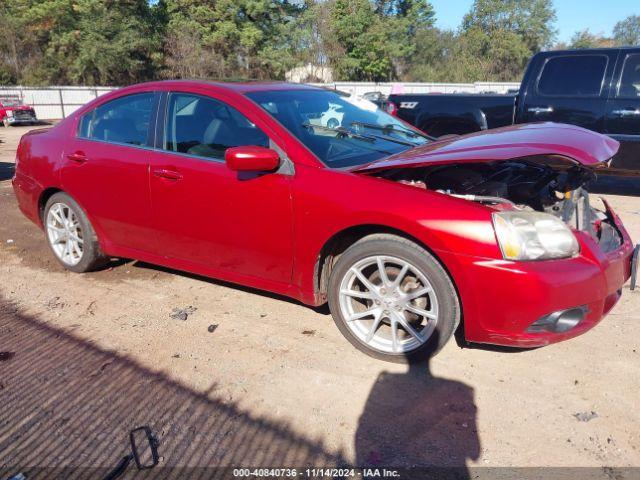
[
  {"x1": 148, "y1": 91, "x2": 294, "y2": 285},
  {"x1": 61, "y1": 92, "x2": 158, "y2": 253},
  {"x1": 604, "y1": 52, "x2": 640, "y2": 176},
  {"x1": 519, "y1": 52, "x2": 617, "y2": 131}
]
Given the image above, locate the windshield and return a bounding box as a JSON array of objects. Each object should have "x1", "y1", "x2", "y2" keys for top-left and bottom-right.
[
  {"x1": 245, "y1": 89, "x2": 429, "y2": 168},
  {"x1": 1, "y1": 98, "x2": 22, "y2": 107}
]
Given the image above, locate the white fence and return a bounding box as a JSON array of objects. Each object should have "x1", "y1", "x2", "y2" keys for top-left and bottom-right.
[
  {"x1": 318, "y1": 81, "x2": 521, "y2": 97},
  {"x1": 0, "y1": 86, "x2": 116, "y2": 120},
  {"x1": 0, "y1": 82, "x2": 520, "y2": 120}
]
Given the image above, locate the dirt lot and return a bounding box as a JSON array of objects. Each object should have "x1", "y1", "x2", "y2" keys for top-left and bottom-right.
[{"x1": 1, "y1": 125, "x2": 639, "y2": 477}]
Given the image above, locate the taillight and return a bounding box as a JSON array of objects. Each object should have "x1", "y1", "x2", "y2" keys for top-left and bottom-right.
[{"x1": 385, "y1": 101, "x2": 398, "y2": 116}]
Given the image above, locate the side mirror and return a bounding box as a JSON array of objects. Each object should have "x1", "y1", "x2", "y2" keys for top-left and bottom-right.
[
  {"x1": 103, "y1": 426, "x2": 159, "y2": 480},
  {"x1": 130, "y1": 426, "x2": 159, "y2": 470},
  {"x1": 225, "y1": 146, "x2": 280, "y2": 172}
]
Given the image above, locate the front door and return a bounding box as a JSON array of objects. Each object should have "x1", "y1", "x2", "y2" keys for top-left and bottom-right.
[
  {"x1": 604, "y1": 52, "x2": 640, "y2": 180},
  {"x1": 518, "y1": 52, "x2": 616, "y2": 131},
  {"x1": 148, "y1": 92, "x2": 294, "y2": 285}
]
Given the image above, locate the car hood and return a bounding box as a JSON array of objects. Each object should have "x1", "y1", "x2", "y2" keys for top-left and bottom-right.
[
  {"x1": 350, "y1": 123, "x2": 620, "y2": 173},
  {"x1": 4, "y1": 105, "x2": 34, "y2": 112}
]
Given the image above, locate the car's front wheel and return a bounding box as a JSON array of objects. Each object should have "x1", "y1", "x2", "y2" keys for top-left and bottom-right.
[
  {"x1": 44, "y1": 192, "x2": 107, "y2": 272},
  {"x1": 328, "y1": 234, "x2": 460, "y2": 363}
]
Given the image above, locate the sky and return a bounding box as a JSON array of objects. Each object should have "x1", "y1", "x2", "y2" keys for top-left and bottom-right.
[{"x1": 429, "y1": 0, "x2": 640, "y2": 43}]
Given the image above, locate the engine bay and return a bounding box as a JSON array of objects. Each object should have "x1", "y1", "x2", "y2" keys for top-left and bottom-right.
[{"x1": 371, "y1": 159, "x2": 623, "y2": 253}]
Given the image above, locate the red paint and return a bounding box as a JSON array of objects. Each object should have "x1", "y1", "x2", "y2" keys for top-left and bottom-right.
[
  {"x1": 352, "y1": 123, "x2": 620, "y2": 173},
  {"x1": 225, "y1": 146, "x2": 280, "y2": 172},
  {"x1": 0, "y1": 99, "x2": 38, "y2": 125},
  {"x1": 12, "y1": 80, "x2": 634, "y2": 349}
]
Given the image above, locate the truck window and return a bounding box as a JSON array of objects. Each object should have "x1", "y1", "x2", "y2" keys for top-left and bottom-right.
[
  {"x1": 617, "y1": 54, "x2": 640, "y2": 98},
  {"x1": 537, "y1": 55, "x2": 608, "y2": 97}
]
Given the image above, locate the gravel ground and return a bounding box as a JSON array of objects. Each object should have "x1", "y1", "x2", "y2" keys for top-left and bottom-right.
[{"x1": 1, "y1": 125, "x2": 639, "y2": 477}]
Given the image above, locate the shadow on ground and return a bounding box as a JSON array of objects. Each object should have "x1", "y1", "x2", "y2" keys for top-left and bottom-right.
[
  {"x1": 355, "y1": 331, "x2": 480, "y2": 479},
  {"x1": 0, "y1": 162, "x2": 14, "y2": 181},
  {"x1": 0, "y1": 298, "x2": 345, "y2": 479}
]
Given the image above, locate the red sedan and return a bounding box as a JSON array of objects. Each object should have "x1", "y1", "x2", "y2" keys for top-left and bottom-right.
[{"x1": 12, "y1": 81, "x2": 638, "y2": 362}]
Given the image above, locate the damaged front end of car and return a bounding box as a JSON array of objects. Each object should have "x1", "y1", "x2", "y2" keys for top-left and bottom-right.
[
  {"x1": 367, "y1": 156, "x2": 624, "y2": 255},
  {"x1": 349, "y1": 124, "x2": 636, "y2": 347}
]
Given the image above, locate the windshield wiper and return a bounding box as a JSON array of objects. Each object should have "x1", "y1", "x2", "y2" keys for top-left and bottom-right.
[
  {"x1": 351, "y1": 121, "x2": 435, "y2": 141},
  {"x1": 304, "y1": 121, "x2": 421, "y2": 148},
  {"x1": 301, "y1": 122, "x2": 398, "y2": 156},
  {"x1": 302, "y1": 122, "x2": 376, "y2": 143}
]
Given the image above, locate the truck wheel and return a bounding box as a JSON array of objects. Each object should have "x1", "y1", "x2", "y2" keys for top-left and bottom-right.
[
  {"x1": 44, "y1": 192, "x2": 108, "y2": 273},
  {"x1": 328, "y1": 234, "x2": 460, "y2": 363}
]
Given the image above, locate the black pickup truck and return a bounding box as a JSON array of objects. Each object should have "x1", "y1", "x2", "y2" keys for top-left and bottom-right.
[{"x1": 389, "y1": 48, "x2": 640, "y2": 191}]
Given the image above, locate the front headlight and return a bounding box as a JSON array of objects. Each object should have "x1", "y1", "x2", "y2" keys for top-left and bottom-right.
[{"x1": 492, "y1": 211, "x2": 579, "y2": 261}]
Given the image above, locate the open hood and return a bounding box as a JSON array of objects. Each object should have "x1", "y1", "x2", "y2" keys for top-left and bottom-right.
[
  {"x1": 10, "y1": 105, "x2": 33, "y2": 110},
  {"x1": 350, "y1": 123, "x2": 619, "y2": 173}
]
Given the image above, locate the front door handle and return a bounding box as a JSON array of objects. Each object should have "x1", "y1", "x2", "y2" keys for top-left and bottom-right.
[
  {"x1": 152, "y1": 168, "x2": 183, "y2": 181},
  {"x1": 612, "y1": 109, "x2": 640, "y2": 117},
  {"x1": 527, "y1": 106, "x2": 554, "y2": 114},
  {"x1": 67, "y1": 152, "x2": 88, "y2": 164}
]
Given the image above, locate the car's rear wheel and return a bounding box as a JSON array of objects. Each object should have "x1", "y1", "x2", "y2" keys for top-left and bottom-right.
[
  {"x1": 328, "y1": 234, "x2": 459, "y2": 363},
  {"x1": 44, "y1": 192, "x2": 107, "y2": 272}
]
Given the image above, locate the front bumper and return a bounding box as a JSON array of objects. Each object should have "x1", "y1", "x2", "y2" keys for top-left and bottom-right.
[
  {"x1": 5, "y1": 113, "x2": 38, "y2": 125},
  {"x1": 437, "y1": 202, "x2": 634, "y2": 348}
]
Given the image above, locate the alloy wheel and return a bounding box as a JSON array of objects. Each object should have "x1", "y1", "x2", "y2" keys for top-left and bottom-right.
[
  {"x1": 46, "y1": 202, "x2": 84, "y2": 266},
  {"x1": 338, "y1": 255, "x2": 439, "y2": 354}
]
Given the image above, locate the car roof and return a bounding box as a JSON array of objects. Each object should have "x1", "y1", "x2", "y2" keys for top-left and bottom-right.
[
  {"x1": 119, "y1": 79, "x2": 322, "y2": 95},
  {"x1": 536, "y1": 46, "x2": 640, "y2": 56}
]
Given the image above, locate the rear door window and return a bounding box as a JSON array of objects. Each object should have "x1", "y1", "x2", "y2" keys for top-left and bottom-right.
[
  {"x1": 617, "y1": 53, "x2": 640, "y2": 98},
  {"x1": 163, "y1": 93, "x2": 269, "y2": 161},
  {"x1": 78, "y1": 93, "x2": 154, "y2": 146},
  {"x1": 537, "y1": 55, "x2": 608, "y2": 97}
]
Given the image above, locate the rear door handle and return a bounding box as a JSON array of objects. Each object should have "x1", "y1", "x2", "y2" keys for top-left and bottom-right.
[
  {"x1": 152, "y1": 168, "x2": 183, "y2": 180},
  {"x1": 612, "y1": 109, "x2": 640, "y2": 117},
  {"x1": 527, "y1": 106, "x2": 554, "y2": 114},
  {"x1": 67, "y1": 152, "x2": 88, "y2": 164}
]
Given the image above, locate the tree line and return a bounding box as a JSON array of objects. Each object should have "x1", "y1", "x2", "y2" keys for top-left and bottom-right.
[{"x1": 1, "y1": 0, "x2": 639, "y2": 86}]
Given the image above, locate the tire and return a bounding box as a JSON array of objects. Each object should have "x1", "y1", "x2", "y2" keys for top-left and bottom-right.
[
  {"x1": 44, "y1": 192, "x2": 107, "y2": 272},
  {"x1": 328, "y1": 234, "x2": 460, "y2": 363},
  {"x1": 326, "y1": 118, "x2": 340, "y2": 128}
]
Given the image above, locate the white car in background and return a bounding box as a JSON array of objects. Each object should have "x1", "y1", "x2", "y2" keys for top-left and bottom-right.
[
  {"x1": 320, "y1": 103, "x2": 345, "y2": 128},
  {"x1": 306, "y1": 94, "x2": 379, "y2": 129}
]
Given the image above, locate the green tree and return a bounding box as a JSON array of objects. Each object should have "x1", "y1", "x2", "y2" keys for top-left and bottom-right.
[
  {"x1": 164, "y1": 0, "x2": 303, "y2": 80},
  {"x1": 327, "y1": 0, "x2": 388, "y2": 81},
  {"x1": 568, "y1": 29, "x2": 613, "y2": 49},
  {"x1": 450, "y1": 0, "x2": 556, "y2": 82},
  {"x1": 613, "y1": 15, "x2": 640, "y2": 47},
  {"x1": 327, "y1": 0, "x2": 435, "y2": 81},
  {"x1": 462, "y1": 0, "x2": 556, "y2": 53},
  {"x1": 0, "y1": 2, "x2": 47, "y2": 84},
  {"x1": 379, "y1": 0, "x2": 436, "y2": 78},
  {"x1": 454, "y1": 26, "x2": 530, "y2": 81},
  {"x1": 292, "y1": 0, "x2": 337, "y2": 81},
  {"x1": 405, "y1": 28, "x2": 459, "y2": 81},
  {"x1": 65, "y1": 0, "x2": 161, "y2": 85},
  {"x1": 0, "y1": 0, "x2": 160, "y2": 86}
]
